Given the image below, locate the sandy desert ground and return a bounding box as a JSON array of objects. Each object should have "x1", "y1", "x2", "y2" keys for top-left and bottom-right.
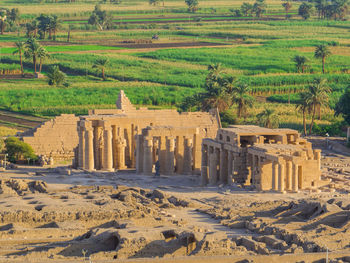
[{"x1": 0, "y1": 138, "x2": 350, "y2": 263}]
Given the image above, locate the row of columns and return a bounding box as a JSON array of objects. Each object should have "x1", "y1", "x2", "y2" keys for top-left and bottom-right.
[
  {"x1": 78, "y1": 124, "x2": 127, "y2": 171},
  {"x1": 271, "y1": 160, "x2": 300, "y2": 193},
  {"x1": 136, "y1": 135, "x2": 194, "y2": 175},
  {"x1": 201, "y1": 144, "x2": 236, "y2": 186}
]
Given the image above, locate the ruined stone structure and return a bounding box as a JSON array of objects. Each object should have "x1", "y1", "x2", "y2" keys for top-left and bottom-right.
[
  {"x1": 75, "y1": 90, "x2": 220, "y2": 172},
  {"x1": 201, "y1": 125, "x2": 324, "y2": 192},
  {"x1": 22, "y1": 114, "x2": 79, "y2": 160},
  {"x1": 136, "y1": 126, "x2": 203, "y2": 175}
]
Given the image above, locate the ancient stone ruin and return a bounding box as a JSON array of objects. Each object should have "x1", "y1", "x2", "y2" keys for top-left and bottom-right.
[
  {"x1": 75, "y1": 90, "x2": 220, "y2": 171},
  {"x1": 201, "y1": 125, "x2": 327, "y2": 192},
  {"x1": 22, "y1": 114, "x2": 79, "y2": 160}
]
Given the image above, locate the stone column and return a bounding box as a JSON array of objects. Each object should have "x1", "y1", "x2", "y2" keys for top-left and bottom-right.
[
  {"x1": 278, "y1": 162, "x2": 285, "y2": 193},
  {"x1": 136, "y1": 135, "x2": 144, "y2": 174},
  {"x1": 159, "y1": 136, "x2": 167, "y2": 174},
  {"x1": 103, "y1": 127, "x2": 114, "y2": 171},
  {"x1": 201, "y1": 144, "x2": 209, "y2": 186},
  {"x1": 209, "y1": 147, "x2": 218, "y2": 185},
  {"x1": 143, "y1": 138, "x2": 153, "y2": 175},
  {"x1": 286, "y1": 161, "x2": 292, "y2": 191},
  {"x1": 176, "y1": 136, "x2": 184, "y2": 174},
  {"x1": 183, "y1": 137, "x2": 193, "y2": 175},
  {"x1": 227, "y1": 151, "x2": 233, "y2": 185},
  {"x1": 292, "y1": 163, "x2": 299, "y2": 192},
  {"x1": 117, "y1": 138, "x2": 127, "y2": 169},
  {"x1": 78, "y1": 126, "x2": 85, "y2": 169},
  {"x1": 166, "y1": 137, "x2": 175, "y2": 175},
  {"x1": 193, "y1": 132, "x2": 202, "y2": 173},
  {"x1": 84, "y1": 127, "x2": 94, "y2": 171},
  {"x1": 272, "y1": 161, "x2": 279, "y2": 191},
  {"x1": 219, "y1": 149, "x2": 228, "y2": 184},
  {"x1": 314, "y1": 150, "x2": 321, "y2": 170}
]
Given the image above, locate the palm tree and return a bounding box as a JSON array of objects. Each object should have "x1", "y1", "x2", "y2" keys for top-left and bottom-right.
[
  {"x1": 314, "y1": 45, "x2": 331, "y2": 74},
  {"x1": 232, "y1": 82, "x2": 254, "y2": 119},
  {"x1": 47, "y1": 65, "x2": 66, "y2": 87},
  {"x1": 37, "y1": 46, "x2": 50, "y2": 73},
  {"x1": 296, "y1": 92, "x2": 312, "y2": 136},
  {"x1": 92, "y1": 57, "x2": 109, "y2": 80},
  {"x1": 24, "y1": 37, "x2": 41, "y2": 73},
  {"x1": 49, "y1": 15, "x2": 61, "y2": 41},
  {"x1": 305, "y1": 78, "x2": 331, "y2": 134},
  {"x1": 293, "y1": 55, "x2": 309, "y2": 73},
  {"x1": 257, "y1": 108, "x2": 279, "y2": 128},
  {"x1": 12, "y1": 41, "x2": 25, "y2": 75}
]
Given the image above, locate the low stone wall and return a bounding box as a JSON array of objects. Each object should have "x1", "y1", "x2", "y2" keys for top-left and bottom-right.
[{"x1": 22, "y1": 114, "x2": 79, "y2": 161}]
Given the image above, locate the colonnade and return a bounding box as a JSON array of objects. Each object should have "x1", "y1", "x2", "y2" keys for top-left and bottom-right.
[
  {"x1": 77, "y1": 122, "x2": 129, "y2": 171},
  {"x1": 136, "y1": 135, "x2": 195, "y2": 175}
]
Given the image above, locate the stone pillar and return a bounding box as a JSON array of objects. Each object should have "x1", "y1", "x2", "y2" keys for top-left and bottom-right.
[
  {"x1": 201, "y1": 144, "x2": 209, "y2": 186},
  {"x1": 78, "y1": 126, "x2": 85, "y2": 168},
  {"x1": 286, "y1": 161, "x2": 292, "y2": 191},
  {"x1": 84, "y1": 128, "x2": 94, "y2": 171},
  {"x1": 159, "y1": 136, "x2": 167, "y2": 174},
  {"x1": 272, "y1": 161, "x2": 279, "y2": 191},
  {"x1": 209, "y1": 147, "x2": 218, "y2": 185},
  {"x1": 278, "y1": 162, "x2": 285, "y2": 193},
  {"x1": 136, "y1": 135, "x2": 144, "y2": 173},
  {"x1": 193, "y1": 132, "x2": 202, "y2": 173},
  {"x1": 292, "y1": 163, "x2": 299, "y2": 192},
  {"x1": 117, "y1": 138, "x2": 127, "y2": 169},
  {"x1": 227, "y1": 151, "x2": 233, "y2": 185},
  {"x1": 143, "y1": 138, "x2": 153, "y2": 175},
  {"x1": 176, "y1": 136, "x2": 184, "y2": 174},
  {"x1": 219, "y1": 149, "x2": 228, "y2": 184},
  {"x1": 103, "y1": 127, "x2": 114, "y2": 171},
  {"x1": 166, "y1": 137, "x2": 175, "y2": 175},
  {"x1": 314, "y1": 150, "x2": 321, "y2": 170},
  {"x1": 183, "y1": 137, "x2": 193, "y2": 175}
]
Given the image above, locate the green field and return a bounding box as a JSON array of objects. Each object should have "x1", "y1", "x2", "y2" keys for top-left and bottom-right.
[{"x1": 0, "y1": 0, "x2": 349, "y2": 134}]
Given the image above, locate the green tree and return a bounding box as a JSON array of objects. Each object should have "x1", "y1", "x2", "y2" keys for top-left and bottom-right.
[
  {"x1": 5, "y1": 137, "x2": 37, "y2": 163},
  {"x1": 314, "y1": 44, "x2": 331, "y2": 74},
  {"x1": 335, "y1": 86, "x2": 350, "y2": 124},
  {"x1": 185, "y1": 0, "x2": 199, "y2": 12},
  {"x1": 293, "y1": 55, "x2": 309, "y2": 73},
  {"x1": 296, "y1": 92, "x2": 312, "y2": 136},
  {"x1": 315, "y1": 0, "x2": 327, "y2": 19},
  {"x1": 37, "y1": 46, "x2": 50, "y2": 73},
  {"x1": 93, "y1": 57, "x2": 109, "y2": 80},
  {"x1": 49, "y1": 15, "x2": 61, "y2": 40},
  {"x1": 298, "y1": 2, "x2": 313, "y2": 19},
  {"x1": 8, "y1": 8, "x2": 19, "y2": 24},
  {"x1": 149, "y1": 0, "x2": 160, "y2": 5},
  {"x1": 0, "y1": 9, "x2": 7, "y2": 35},
  {"x1": 24, "y1": 37, "x2": 41, "y2": 73},
  {"x1": 253, "y1": 0, "x2": 266, "y2": 17},
  {"x1": 37, "y1": 14, "x2": 51, "y2": 39},
  {"x1": 13, "y1": 41, "x2": 25, "y2": 75},
  {"x1": 25, "y1": 20, "x2": 38, "y2": 37},
  {"x1": 240, "y1": 2, "x2": 254, "y2": 16},
  {"x1": 257, "y1": 108, "x2": 279, "y2": 128},
  {"x1": 88, "y1": 5, "x2": 113, "y2": 30},
  {"x1": 232, "y1": 82, "x2": 254, "y2": 119},
  {"x1": 282, "y1": 1, "x2": 292, "y2": 18},
  {"x1": 305, "y1": 78, "x2": 331, "y2": 134},
  {"x1": 47, "y1": 65, "x2": 66, "y2": 87}
]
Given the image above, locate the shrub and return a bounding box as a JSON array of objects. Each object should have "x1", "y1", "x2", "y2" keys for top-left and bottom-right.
[
  {"x1": 5, "y1": 137, "x2": 37, "y2": 163},
  {"x1": 220, "y1": 110, "x2": 237, "y2": 128}
]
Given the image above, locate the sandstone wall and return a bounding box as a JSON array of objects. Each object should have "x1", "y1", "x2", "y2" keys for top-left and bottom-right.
[{"x1": 22, "y1": 114, "x2": 79, "y2": 160}]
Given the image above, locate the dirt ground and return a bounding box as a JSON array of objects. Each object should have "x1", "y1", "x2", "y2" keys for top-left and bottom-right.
[{"x1": 0, "y1": 137, "x2": 350, "y2": 263}]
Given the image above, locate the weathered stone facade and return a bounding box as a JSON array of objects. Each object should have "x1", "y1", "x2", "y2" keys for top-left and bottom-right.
[
  {"x1": 201, "y1": 125, "x2": 326, "y2": 192},
  {"x1": 75, "y1": 90, "x2": 220, "y2": 172},
  {"x1": 22, "y1": 114, "x2": 79, "y2": 160}
]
